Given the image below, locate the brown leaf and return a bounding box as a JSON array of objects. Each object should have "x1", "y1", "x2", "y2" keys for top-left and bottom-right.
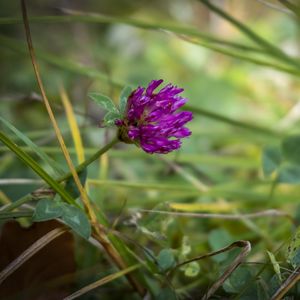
[{"x1": 0, "y1": 220, "x2": 76, "y2": 300}]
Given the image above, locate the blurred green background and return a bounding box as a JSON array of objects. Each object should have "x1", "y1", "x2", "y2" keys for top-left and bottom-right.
[{"x1": 1, "y1": 0, "x2": 300, "y2": 299}]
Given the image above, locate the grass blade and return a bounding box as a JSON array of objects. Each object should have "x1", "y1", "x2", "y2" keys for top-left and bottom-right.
[
  {"x1": 60, "y1": 87, "x2": 85, "y2": 164},
  {"x1": 0, "y1": 130, "x2": 78, "y2": 207},
  {"x1": 0, "y1": 116, "x2": 65, "y2": 176},
  {"x1": 199, "y1": 0, "x2": 300, "y2": 70}
]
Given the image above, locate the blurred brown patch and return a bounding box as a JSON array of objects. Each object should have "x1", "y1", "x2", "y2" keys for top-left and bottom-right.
[{"x1": 0, "y1": 220, "x2": 76, "y2": 300}]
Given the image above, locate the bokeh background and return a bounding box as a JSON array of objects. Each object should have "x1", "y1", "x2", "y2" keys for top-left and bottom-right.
[{"x1": 1, "y1": 0, "x2": 300, "y2": 299}]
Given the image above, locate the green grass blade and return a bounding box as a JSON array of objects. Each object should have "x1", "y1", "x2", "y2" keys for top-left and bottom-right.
[
  {"x1": 181, "y1": 36, "x2": 300, "y2": 76},
  {"x1": 0, "y1": 116, "x2": 65, "y2": 176},
  {"x1": 199, "y1": 0, "x2": 300, "y2": 70},
  {"x1": 0, "y1": 131, "x2": 79, "y2": 207}
]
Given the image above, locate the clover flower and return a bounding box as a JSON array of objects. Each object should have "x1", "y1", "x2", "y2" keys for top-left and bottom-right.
[{"x1": 116, "y1": 79, "x2": 193, "y2": 154}]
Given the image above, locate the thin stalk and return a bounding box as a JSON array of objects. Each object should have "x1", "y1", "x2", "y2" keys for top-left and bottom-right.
[
  {"x1": 0, "y1": 211, "x2": 33, "y2": 220},
  {"x1": 2, "y1": 137, "x2": 119, "y2": 213}
]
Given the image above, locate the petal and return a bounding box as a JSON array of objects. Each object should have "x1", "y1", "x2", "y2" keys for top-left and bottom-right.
[
  {"x1": 172, "y1": 127, "x2": 191, "y2": 138},
  {"x1": 171, "y1": 97, "x2": 188, "y2": 112},
  {"x1": 146, "y1": 79, "x2": 163, "y2": 96},
  {"x1": 128, "y1": 127, "x2": 140, "y2": 140},
  {"x1": 157, "y1": 84, "x2": 184, "y2": 98}
]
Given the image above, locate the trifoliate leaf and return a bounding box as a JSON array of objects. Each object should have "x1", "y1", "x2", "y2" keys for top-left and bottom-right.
[
  {"x1": 65, "y1": 168, "x2": 87, "y2": 199},
  {"x1": 183, "y1": 261, "x2": 200, "y2": 277},
  {"x1": 119, "y1": 86, "x2": 132, "y2": 114},
  {"x1": 33, "y1": 199, "x2": 64, "y2": 221},
  {"x1": 89, "y1": 93, "x2": 119, "y2": 113},
  {"x1": 157, "y1": 248, "x2": 176, "y2": 273},
  {"x1": 103, "y1": 111, "x2": 122, "y2": 126},
  {"x1": 61, "y1": 203, "x2": 91, "y2": 240}
]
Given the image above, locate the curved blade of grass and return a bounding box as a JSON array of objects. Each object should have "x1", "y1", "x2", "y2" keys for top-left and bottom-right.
[
  {"x1": 0, "y1": 130, "x2": 78, "y2": 207},
  {"x1": 60, "y1": 87, "x2": 85, "y2": 164},
  {"x1": 0, "y1": 116, "x2": 65, "y2": 176}
]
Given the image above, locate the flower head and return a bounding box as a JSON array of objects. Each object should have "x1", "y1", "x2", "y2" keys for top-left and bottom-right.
[{"x1": 116, "y1": 79, "x2": 193, "y2": 154}]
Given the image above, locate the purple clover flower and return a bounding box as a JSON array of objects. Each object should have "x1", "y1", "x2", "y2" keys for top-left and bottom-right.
[{"x1": 116, "y1": 79, "x2": 193, "y2": 154}]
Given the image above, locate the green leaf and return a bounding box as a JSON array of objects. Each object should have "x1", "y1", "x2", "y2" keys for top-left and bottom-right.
[
  {"x1": 157, "y1": 248, "x2": 176, "y2": 273},
  {"x1": 103, "y1": 111, "x2": 122, "y2": 127},
  {"x1": 65, "y1": 168, "x2": 87, "y2": 199},
  {"x1": 208, "y1": 229, "x2": 232, "y2": 262},
  {"x1": 286, "y1": 227, "x2": 300, "y2": 268},
  {"x1": 89, "y1": 92, "x2": 119, "y2": 113},
  {"x1": 119, "y1": 86, "x2": 132, "y2": 114},
  {"x1": 180, "y1": 236, "x2": 192, "y2": 257},
  {"x1": 268, "y1": 274, "x2": 281, "y2": 297},
  {"x1": 33, "y1": 199, "x2": 91, "y2": 239},
  {"x1": 278, "y1": 164, "x2": 300, "y2": 184},
  {"x1": 229, "y1": 266, "x2": 252, "y2": 291},
  {"x1": 282, "y1": 135, "x2": 300, "y2": 165},
  {"x1": 61, "y1": 203, "x2": 91, "y2": 239},
  {"x1": 267, "y1": 251, "x2": 282, "y2": 282},
  {"x1": 0, "y1": 116, "x2": 64, "y2": 176},
  {"x1": 183, "y1": 261, "x2": 200, "y2": 277},
  {"x1": 262, "y1": 146, "x2": 282, "y2": 177},
  {"x1": 33, "y1": 198, "x2": 64, "y2": 221}
]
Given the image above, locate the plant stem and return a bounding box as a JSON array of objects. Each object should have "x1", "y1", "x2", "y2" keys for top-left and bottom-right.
[
  {"x1": 0, "y1": 211, "x2": 33, "y2": 220},
  {"x1": 1, "y1": 137, "x2": 119, "y2": 213},
  {"x1": 58, "y1": 136, "x2": 119, "y2": 183}
]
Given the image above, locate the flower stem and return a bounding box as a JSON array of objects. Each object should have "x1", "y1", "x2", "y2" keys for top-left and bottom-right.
[
  {"x1": 2, "y1": 137, "x2": 119, "y2": 213},
  {"x1": 58, "y1": 136, "x2": 119, "y2": 183}
]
